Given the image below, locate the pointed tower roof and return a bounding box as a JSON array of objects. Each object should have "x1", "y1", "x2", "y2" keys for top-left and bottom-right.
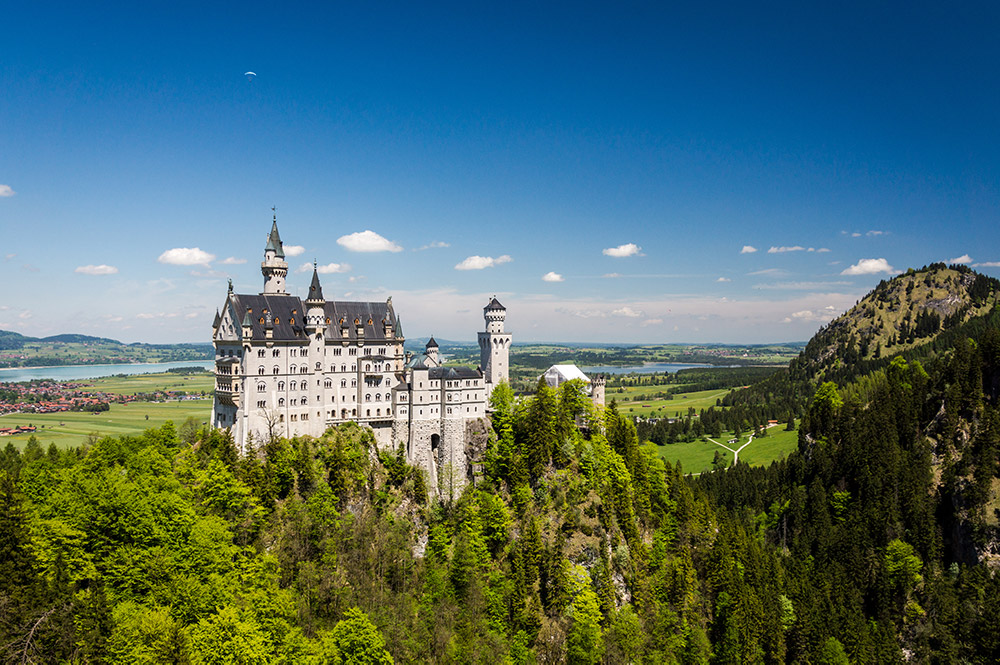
[
  {"x1": 212, "y1": 309, "x2": 221, "y2": 328},
  {"x1": 485, "y1": 296, "x2": 505, "y2": 310},
  {"x1": 306, "y1": 263, "x2": 324, "y2": 303},
  {"x1": 265, "y1": 216, "x2": 285, "y2": 258},
  {"x1": 241, "y1": 310, "x2": 253, "y2": 327},
  {"x1": 395, "y1": 316, "x2": 403, "y2": 338},
  {"x1": 426, "y1": 336, "x2": 438, "y2": 349}
]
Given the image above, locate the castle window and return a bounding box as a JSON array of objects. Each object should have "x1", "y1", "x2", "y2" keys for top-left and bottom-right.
[
  {"x1": 278, "y1": 398, "x2": 285, "y2": 406},
  {"x1": 376, "y1": 409, "x2": 380, "y2": 416},
  {"x1": 273, "y1": 366, "x2": 279, "y2": 375},
  {"x1": 273, "y1": 349, "x2": 279, "y2": 357},
  {"x1": 351, "y1": 379, "x2": 357, "y2": 387},
  {"x1": 257, "y1": 400, "x2": 266, "y2": 408},
  {"x1": 257, "y1": 383, "x2": 266, "y2": 392},
  {"x1": 280, "y1": 414, "x2": 284, "y2": 422},
  {"x1": 366, "y1": 409, "x2": 370, "y2": 416},
  {"x1": 385, "y1": 393, "x2": 390, "y2": 401},
  {"x1": 290, "y1": 414, "x2": 297, "y2": 422},
  {"x1": 365, "y1": 393, "x2": 371, "y2": 402},
  {"x1": 349, "y1": 348, "x2": 357, "y2": 356},
  {"x1": 375, "y1": 394, "x2": 381, "y2": 401},
  {"x1": 258, "y1": 366, "x2": 265, "y2": 375},
  {"x1": 301, "y1": 413, "x2": 308, "y2": 421},
  {"x1": 341, "y1": 365, "x2": 347, "y2": 372},
  {"x1": 316, "y1": 362, "x2": 322, "y2": 371},
  {"x1": 364, "y1": 348, "x2": 372, "y2": 356},
  {"x1": 290, "y1": 348, "x2": 297, "y2": 357},
  {"x1": 352, "y1": 409, "x2": 356, "y2": 416},
  {"x1": 334, "y1": 348, "x2": 342, "y2": 356},
  {"x1": 341, "y1": 379, "x2": 347, "y2": 388},
  {"x1": 365, "y1": 364, "x2": 371, "y2": 372},
  {"x1": 278, "y1": 381, "x2": 284, "y2": 390},
  {"x1": 258, "y1": 349, "x2": 265, "y2": 357},
  {"x1": 324, "y1": 379, "x2": 332, "y2": 388}
]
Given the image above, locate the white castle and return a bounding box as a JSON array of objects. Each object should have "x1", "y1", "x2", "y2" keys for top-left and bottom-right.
[{"x1": 211, "y1": 218, "x2": 510, "y2": 492}]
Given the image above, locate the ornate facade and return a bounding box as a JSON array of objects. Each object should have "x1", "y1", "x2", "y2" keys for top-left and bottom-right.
[{"x1": 212, "y1": 218, "x2": 510, "y2": 492}]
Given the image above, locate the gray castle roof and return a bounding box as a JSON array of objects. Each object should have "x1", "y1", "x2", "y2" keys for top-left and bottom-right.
[
  {"x1": 425, "y1": 336, "x2": 438, "y2": 349},
  {"x1": 428, "y1": 366, "x2": 481, "y2": 380},
  {"x1": 229, "y1": 293, "x2": 399, "y2": 342},
  {"x1": 485, "y1": 297, "x2": 505, "y2": 311}
]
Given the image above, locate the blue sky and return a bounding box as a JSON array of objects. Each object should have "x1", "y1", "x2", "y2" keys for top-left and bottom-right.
[{"x1": 2, "y1": 2, "x2": 998, "y2": 344}]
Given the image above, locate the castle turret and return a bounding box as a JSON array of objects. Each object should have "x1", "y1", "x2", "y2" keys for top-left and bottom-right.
[
  {"x1": 261, "y1": 215, "x2": 288, "y2": 294},
  {"x1": 305, "y1": 263, "x2": 326, "y2": 330},
  {"x1": 591, "y1": 374, "x2": 606, "y2": 408},
  {"x1": 425, "y1": 336, "x2": 439, "y2": 365},
  {"x1": 478, "y1": 296, "x2": 512, "y2": 395}
]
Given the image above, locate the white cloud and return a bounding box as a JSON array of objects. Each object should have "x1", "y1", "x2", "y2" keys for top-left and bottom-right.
[
  {"x1": 542, "y1": 271, "x2": 564, "y2": 282},
  {"x1": 3, "y1": 253, "x2": 14, "y2": 261},
  {"x1": 782, "y1": 305, "x2": 839, "y2": 323},
  {"x1": 296, "y1": 262, "x2": 349, "y2": 274},
  {"x1": 755, "y1": 281, "x2": 851, "y2": 290},
  {"x1": 415, "y1": 241, "x2": 450, "y2": 251},
  {"x1": 768, "y1": 245, "x2": 806, "y2": 253},
  {"x1": 603, "y1": 273, "x2": 621, "y2": 278},
  {"x1": 841, "y1": 258, "x2": 895, "y2": 275},
  {"x1": 455, "y1": 255, "x2": 513, "y2": 270},
  {"x1": 950, "y1": 254, "x2": 973, "y2": 264},
  {"x1": 851, "y1": 232, "x2": 862, "y2": 238},
  {"x1": 284, "y1": 244, "x2": 306, "y2": 257},
  {"x1": 612, "y1": 306, "x2": 643, "y2": 318},
  {"x1": 603, "y1": 243, "x2": 642, "y2": 258},
  {"x1": 220, "y1": 257, "x2": 246, "y2": 265},
  {"x1": 158, "y1": 247, "x2": 215, "y2": 266},
  {"x1": 747, "y1": 268, "x2": 785, "y2": 276},
  {"x1": 740, "y1": 245, "x2": 758, "y2": 254},
  {"x1": 19, "y1": 311, "x2": 32, "y2": 320},
  {"x1": 816, "y1": 248, "x2": 831, "y2": 253},
  {"x1": 973, "y1": 261, "x2": 1000, "y2": 268},
  {"x1": 867, "y1": 230, "x2": 886, "y2": 236},
  {"x1": 75, "y1": 264, "x2": 118, "y2": 275},
  {"x1": 0, "y1": 185, "x2": 14, "y2": 197},
  {"x1": 337, "y1": 230, "x2": 403, "y2": 253},
  {"x1": 716, "y1": 277, "x2": 731, "y2": 282},
  {"x1": 184, "y1": 312, "x2": 199, "y2": 319},
  {"x1": 317, "y1": 262, "x2": 351, "y2": 274},
  {"x1": 640, "y1": 318, "x2": 663, "y2": 327}
]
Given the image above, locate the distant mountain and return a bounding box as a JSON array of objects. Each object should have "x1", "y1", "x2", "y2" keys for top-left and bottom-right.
[
  {"x1": 40, "y1": 333, "x2": 122, "y2": 344},
  {"x1": 0, "y1": 329, "x2": 213, "y2": 368}
]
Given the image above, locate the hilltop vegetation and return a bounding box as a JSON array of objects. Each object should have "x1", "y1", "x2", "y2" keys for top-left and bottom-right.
[{"x1": 0, "y1": 330, "x2": 212, "y2": 368}]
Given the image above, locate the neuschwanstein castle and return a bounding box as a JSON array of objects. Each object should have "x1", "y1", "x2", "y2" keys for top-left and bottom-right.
[{"x1": 212, "y1": 218, "x2": 511, "y2": 491}]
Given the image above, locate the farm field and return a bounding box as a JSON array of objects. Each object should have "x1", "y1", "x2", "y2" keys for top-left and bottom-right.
[
  {"x1": 0, "y1": 399, "x2": 212, "y2": 449},
  {"x1": 83, "y1": 370, "x2": 214, "y2": 395},
  {"x1": 615, "y1": 388, "x2": 730, "y2": 418}
]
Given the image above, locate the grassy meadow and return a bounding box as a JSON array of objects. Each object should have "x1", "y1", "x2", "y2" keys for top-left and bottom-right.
[
  {"x1": 654, "y1": 425, "x2": 800, "y2": 475},
  {"x1": 614, "y1": 387, "x2": 730, "y2": 418}
]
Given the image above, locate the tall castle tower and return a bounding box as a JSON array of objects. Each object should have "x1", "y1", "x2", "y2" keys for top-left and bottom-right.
[
  {"x1": 261, "y1": 216, "x2": 288, "y2": 294},
  {"x1": 478, "y1": 297, "x2": 511, "y2": 394}
]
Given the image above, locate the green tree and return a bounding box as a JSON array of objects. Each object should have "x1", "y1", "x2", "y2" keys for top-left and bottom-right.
[
  {"x1": 316, "y1": 606, "x2": 394, "y2": 664},
  {"x1": 187, "y1": 605, "x2": 273, "y2": 665},
  {"x1": 565, "y1": 564, "x2": 604, "y2": 665}
]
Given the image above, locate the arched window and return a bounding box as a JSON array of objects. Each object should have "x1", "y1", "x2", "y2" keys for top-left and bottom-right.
[
  {"x1": 278, "y1": 398, "x2": 285, "y2": 406},
  {"x1": 273, "y1": 366, "x2": 279, "y2": 375},
  {"x1": 375, "y1": 394, "x2": 381, "y2": 401},
  {"x1": 366, "y1": 409, "x2": 371, "y2": 416},
  {"x1": 258, "y1": 366, "x2": 265, "y2": 375},
  {"x1": 257, "y1": 383, "x2": 265, "y2": 392},
  {"x1": 365, "y1": 393, "x2": 371, "y2": 402},
  {"x1": 341, "y1": 364, "x2": 346, "y2": 372},
  {"x1": 258, "y1": 349, "x2": 265, "y2": 357},
  {"x1": 278, "y1": 382, "x2": 284, "y2": 391},
  {"x1": 324, "y1": 379, "x2": 332, "y2": 388},
  {"x1": 316, "y1": 362, "x2": 322, "y2": 371},
  {"x1": 365, "y1": 364, "x2": 371, "y2": 372},
  {"x1": 385, "y1": 393, "x2": 390, "y2": 402},
  {"x1": 279, "y1": 414, "x2": 284, "y2": 422}
]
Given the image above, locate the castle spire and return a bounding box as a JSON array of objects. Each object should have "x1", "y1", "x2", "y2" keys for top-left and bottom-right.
[
  {"x1": 306, "y1": 261, "x2": 324, "y2": 303},
  {"x1": 265, "y1": 216, "x2": 285, "y2": 258}
]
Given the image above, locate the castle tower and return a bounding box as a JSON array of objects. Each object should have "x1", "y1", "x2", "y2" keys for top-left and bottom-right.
[
  {"x1": 425, "y1": 336, "x2": 439, "y2": 366},
  {"x1": 261, "y1": 216, "x2": 288, "y2": 294},
  {"x1": 591, "y1": 374, "x2": 606, "y2": 408},
  {"x1": 478, "y1": 296, "x2": 511, "y2": 394}
]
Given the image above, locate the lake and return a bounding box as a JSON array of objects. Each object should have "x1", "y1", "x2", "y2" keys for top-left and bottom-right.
[
  {"x1": 0, "y1": 360, "x2": 215, "y2": 383},
  {"x1": 581, "y1": 362, "x2": 713, "y2": 375}
]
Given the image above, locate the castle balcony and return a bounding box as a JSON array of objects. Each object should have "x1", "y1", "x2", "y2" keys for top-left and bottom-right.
[{"x1": 215, "y1": 382, "x2": 240, "y2": 407}]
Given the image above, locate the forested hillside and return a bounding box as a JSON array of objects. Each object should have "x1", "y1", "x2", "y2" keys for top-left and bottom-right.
[{"x1": 2, "y1": 268, "x2": 1000, "y2": 662}]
